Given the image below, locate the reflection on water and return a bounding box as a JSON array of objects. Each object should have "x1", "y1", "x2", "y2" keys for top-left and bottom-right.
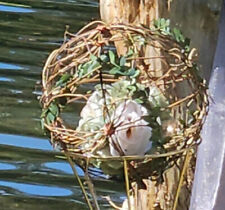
[
  {"x1": 0, "y1": 134, "x2": 52, "y2": 150},
  {"x1": 0, "y1": 5, "x2": 35, "y2": 13},
  {"x1": 0, "y1": 162, "x2": 17, "y2": 170},
  {"x1": 0, "y1": 0, "x2": 124, "y2": 209},
  {"x1": 0, "y1": 133, "x2": 124, "y2": 209},
  {"x1": 0, "y1": 62, "x2": 23, "y2": 70},
  {"x1": 0, "y1": 181, "x2": 73, "y2": 196},
  {"x1": 0, "y1": 0, "x2": 99, "y2": 137},
  {"x1": 44, "y1": 162, "x2": 75, "y2": 175},
  {"x1": 0, "y1": 0, "x2": 222, "y2": 209}
]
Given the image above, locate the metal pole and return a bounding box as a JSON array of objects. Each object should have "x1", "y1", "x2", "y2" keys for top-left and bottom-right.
[{"x1": 190, "y1": 1, "x2": 225, "y2": 209}]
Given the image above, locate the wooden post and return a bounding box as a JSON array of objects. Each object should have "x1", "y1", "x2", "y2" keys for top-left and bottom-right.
[
  {"x1": 99, "y1": 1, "x2": 192, "y2": 210},
  {"x1": 100, "y1": 0, "x2": 167, "y2": 78},
  {"x1": 100, "y1": 0, "x2": 161, "y2": 27}
]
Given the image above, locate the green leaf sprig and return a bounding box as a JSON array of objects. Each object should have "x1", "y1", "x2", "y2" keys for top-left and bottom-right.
[
  {"x1": 55, "y1": 73, "x2": 72, "y2": 87},
  {"x1": 77, "y1": 55, "x2": 101, "y2": 78},
  {"x1": 108, "y1": 50, "x2": 139, "y2": 78},
  {"x1": 41, "y1": 102, "x2": 59, "y2": 129},
  {"x1": 152, "y1": 18, "x2": 190, "y2": 51}
]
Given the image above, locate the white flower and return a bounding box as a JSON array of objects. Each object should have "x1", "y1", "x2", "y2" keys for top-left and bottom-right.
[
  {"x1": 77, "y1": 84, "x2": 152, "y2": 156},
  {"x1": 78, "y1": 81, "x2": 133, "y2": 130},
  {"x1": 77, "y1": 91, "x2": 105, "y2": 132},
  {"x1": 110, "y1": 100, "x2": 152, "y2": 156},
  {"x1": 80, "y1": 91, "x2": 103, "y2": 120}
]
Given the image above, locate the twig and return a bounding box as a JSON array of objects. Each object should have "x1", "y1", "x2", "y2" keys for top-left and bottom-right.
[
  {"x1": 172, "y1": 149, "x2": 192, "y2": 210},
  {"x1": 124, "y1": 159, "x2": 131, "y2": 210},
  {"x1": 64, "y1": 151, "x2": 93, "y2": 210},
  {"x1": 84, "y1": 159, "x2": 100, "y2": 210}
]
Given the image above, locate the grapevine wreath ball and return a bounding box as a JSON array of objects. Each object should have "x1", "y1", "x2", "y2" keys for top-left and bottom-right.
[{"x1": 40, "y1": 20, "x2": 208, "y2": 178}]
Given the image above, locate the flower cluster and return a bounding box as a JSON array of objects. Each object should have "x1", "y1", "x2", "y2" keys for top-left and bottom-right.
[{"x1": 77, "y1": 81, "x2": 154, "y2": 156}]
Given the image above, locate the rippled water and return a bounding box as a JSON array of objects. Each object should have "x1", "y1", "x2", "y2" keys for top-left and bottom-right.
[
  {"x1": 0, "y1": 0, "x2": 222, "y2": 209},
  {"x1": 0, "y1": 1, "x2": 125, "y2": 209}
]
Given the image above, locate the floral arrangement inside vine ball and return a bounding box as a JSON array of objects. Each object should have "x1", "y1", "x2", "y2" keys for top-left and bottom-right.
[
  {"x1": 77, "y1": 75, "x2": 169, "y2": 157},
  {"x1": 41, "y1": 19, "x2": 208, "y2": 175},
  {"x1": 75, "y1": 45, "x2": 186, "y2": 161}
]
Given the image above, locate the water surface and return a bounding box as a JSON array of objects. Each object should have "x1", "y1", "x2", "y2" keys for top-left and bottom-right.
[{"x1": 0, "y1": 1, "x2": 124, "y2": 209}]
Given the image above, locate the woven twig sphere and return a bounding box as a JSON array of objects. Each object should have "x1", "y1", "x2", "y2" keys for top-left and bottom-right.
[{"x1": 40, "y1": 21, "x2": 208, "y2": 174}]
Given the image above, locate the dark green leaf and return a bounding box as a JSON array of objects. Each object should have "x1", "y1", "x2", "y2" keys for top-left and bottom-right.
[
  {"x1": 87, "y1": 60, "x2": 100, "y2": 73},
  {"x1": 78, "y1": 59, "x2": 100, "y2": 78},
  {"x1": 56, "y1": 73, "x2": 71, "y2": 87},
  {"x1": 90, "y1": 54, "x2": 97, "y2": 61},
  {"x1": 109, "y1": 50, "x2": 116, "y2": 65},
  {"x1": 100, "y1": 54, "x2": 108, "y2": 62},
  {"x1": 127, "y1": 49, "x2": 134, "y2": 57},
  {"x1": 41, "y1": 108, "x2": 48, "y2": 118},
  {"x1": 120, "y1": 56, "x2": 126, "y2": 66},
  {"x1": 154, "y1": 19, "x2": 160, "y2": 28},
  {"x1": 49, "y1": 103, "x2": 59, "y2": 116},
  {"x1": 160, "y1": 18, "x2": 166, "y2": 27},
  {"x1": 185, "y1": 45, "x2": 190, "y2": 52},
  {"x1": 40, "y1": 118, "x2": 45, "y2": 130},
  {"x1": 172, "y1": 28, "x2": 185, "y2": 43},
  {"x1": 127, "y1": 68, "x2": 136, "y2": 76},
  {"x1": 46, "y1": 112, "x2": 55, "y2": 125},
  {"x1": 135, "y1": 98, "x2": 144, "y2": 104},
  {"x1": 61, "y1": 73, "x2": 71, "y2": 81},
  {"x1": 109, "y1": 66, "x2": 121, "y2": 75},
  {"x1": 130, "y1": 69, "x2": 140, "y2": 78},
  {"x1": 128, "y1": 85, "x2": 136, "y2": 93},
  {"x1": 78, "y1": 63, "x2": 88, "y2": 78},
  {"x1": 153, "y1": 18, "x2": 171, "y2": 35}
]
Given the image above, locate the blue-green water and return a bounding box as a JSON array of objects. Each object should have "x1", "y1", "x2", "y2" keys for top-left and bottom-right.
[
  {"x1": 0, "y1": 0, "x2": 222, "y2": 209},
  {"x1": 0, "y1": 1, "x2": 124, "y2": 209}
]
